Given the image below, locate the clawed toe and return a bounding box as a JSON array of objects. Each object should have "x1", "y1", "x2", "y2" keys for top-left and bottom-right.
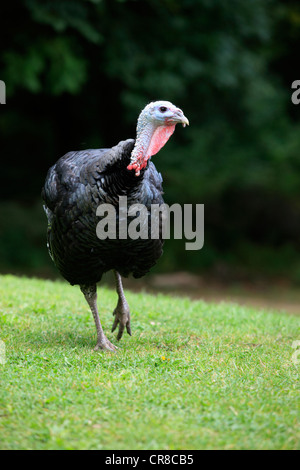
[
  {"x1": 111, "y1": 308, "x2": 131, "y2": 341},
  {"x1": 94, "y1": 337, "x2": 118, "y2": 352}
]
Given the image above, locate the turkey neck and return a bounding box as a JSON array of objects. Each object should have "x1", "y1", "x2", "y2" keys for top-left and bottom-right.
[
  {"x1": 130, "y1": 121, "x2": 156, "y2": 165},
  {"x1": 107, "y1": 121, "x2": 158, "y2": 197},
  {"x1": 128, "y1": 115, "x2": 175, "y2": 177}
]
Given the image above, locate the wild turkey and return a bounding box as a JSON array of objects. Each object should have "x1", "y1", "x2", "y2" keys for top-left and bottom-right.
[{"x1": 42, "y1": 101, "x2": 189, "y2": 351}]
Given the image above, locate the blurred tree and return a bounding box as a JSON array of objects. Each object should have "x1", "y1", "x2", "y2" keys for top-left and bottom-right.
[{"x1": 0, "y1": 0, "x2": 299, "y2": 280}]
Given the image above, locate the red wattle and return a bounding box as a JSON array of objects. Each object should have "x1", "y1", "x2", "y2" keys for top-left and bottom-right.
[
  {"x1": 147, "y1": 124, "x2": 175, "y2": 157},
  {"x1": 127, "y1": 124, "x2": 176, "y2": 176}
]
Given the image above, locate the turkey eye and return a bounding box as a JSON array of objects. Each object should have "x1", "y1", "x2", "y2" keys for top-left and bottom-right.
[{"x1": 159, "y1": 106, "x2": 167, "y2": 113}]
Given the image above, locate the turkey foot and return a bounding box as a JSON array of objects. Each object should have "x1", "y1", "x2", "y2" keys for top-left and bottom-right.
[
  {"x1": 94, "y1": 335, "x2": 118, "y2": 352},
  {"x1": 112, "y1": 270, "x2": 132, "y2": 341},
  {"x1": 111, "y1": 305, "x2": 131, "y2": 341}
]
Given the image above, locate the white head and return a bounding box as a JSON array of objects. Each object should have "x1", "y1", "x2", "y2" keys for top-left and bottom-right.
[{"x1": 127, "y1": 100, "x2": 189, "y2": 176}]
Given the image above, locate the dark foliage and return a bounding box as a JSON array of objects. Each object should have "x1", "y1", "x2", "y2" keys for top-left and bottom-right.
[{"x1": 0, "y1": 0, "x2": 300, "y2": 281}]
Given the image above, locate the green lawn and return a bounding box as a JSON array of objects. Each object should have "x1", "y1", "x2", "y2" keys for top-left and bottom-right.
[{"x1": 0, "y1": 274, "x2": 299, "y2": 450}]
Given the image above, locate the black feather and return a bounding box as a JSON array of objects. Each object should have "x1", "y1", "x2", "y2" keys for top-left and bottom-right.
[{"x1": 42, "y1": 138, "x2": 164, "y2": 286}]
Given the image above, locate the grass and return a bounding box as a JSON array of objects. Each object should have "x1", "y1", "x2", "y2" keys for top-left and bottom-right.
[{"x1": 0, "y1": 274, "x2": 299, "y2": 450}]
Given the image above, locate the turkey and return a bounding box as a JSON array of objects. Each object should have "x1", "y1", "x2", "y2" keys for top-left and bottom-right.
[{"x1": 42, "y1": 100, "x2": 189, "y2": 351}]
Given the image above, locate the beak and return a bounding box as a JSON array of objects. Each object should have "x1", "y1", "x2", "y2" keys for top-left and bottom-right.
[
  {"x1": 173, "y1": 108, "x2": 189, "y2": 127},
  {"x1": 181, "y1": 115, "x2": 189, "y2": 128}
]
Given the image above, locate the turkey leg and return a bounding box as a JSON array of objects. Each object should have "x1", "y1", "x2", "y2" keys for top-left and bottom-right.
[
  {"x1": 111, "y1": 270, "x2": 132, "y2": 341},
  {"x1": 80, "y1": 284, "x2": 117, "y2": 352}
]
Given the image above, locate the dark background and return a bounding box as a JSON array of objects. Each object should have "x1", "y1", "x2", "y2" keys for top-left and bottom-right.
[{"x1": 0, "y1": 0, "x2": 300, "y2": 295}]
